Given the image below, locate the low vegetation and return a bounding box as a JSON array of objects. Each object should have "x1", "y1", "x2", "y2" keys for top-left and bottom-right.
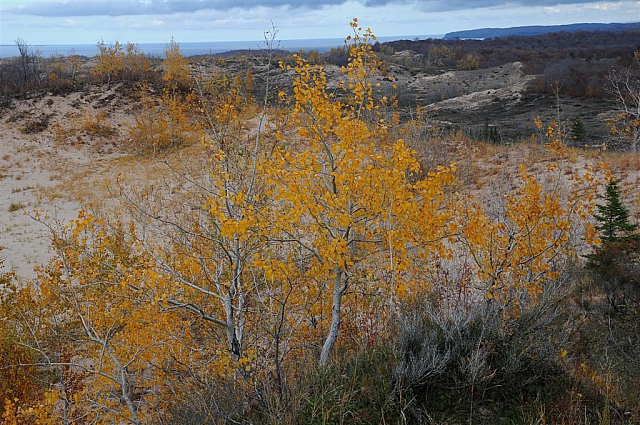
[
  {"x1": 0, "y1": 20, "x2": 639, "y2": 424},
  {"x1": 7, "y1": 203, "x2": 24, "y2": 213}
]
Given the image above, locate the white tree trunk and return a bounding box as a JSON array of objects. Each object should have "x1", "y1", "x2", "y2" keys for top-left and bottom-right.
[{"x1": 319, "y1": 269, "x2": 346, "y2": 367}]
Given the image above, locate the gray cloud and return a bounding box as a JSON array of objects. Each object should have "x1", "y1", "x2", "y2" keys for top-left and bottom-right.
[
  {"x1": 404, "y1": 0, "x2": 610, "y2": 12},
  {"x1": 7, "y1": 0, "x2": 615, "y2": 17},
  {"x1": 8, "y1": 0, "x2": 342, "y2": 17}
]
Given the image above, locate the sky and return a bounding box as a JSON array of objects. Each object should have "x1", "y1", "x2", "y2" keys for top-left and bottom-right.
[{"x1": 1, "y1": 0, "x2": 639, "y2": 45}]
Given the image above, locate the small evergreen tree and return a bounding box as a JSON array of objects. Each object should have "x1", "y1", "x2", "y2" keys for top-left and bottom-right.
[
  {"x1": 594, "y1": 179, "x2": 638, "y2": 243},
  {"x1": 589, "y1": 179, "x2": 639, "y2": 310},
  {"x1": 570, "y1": 117, "x2": 586, "y2": 146}
]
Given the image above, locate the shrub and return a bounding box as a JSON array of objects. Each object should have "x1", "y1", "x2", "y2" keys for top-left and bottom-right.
[
  {"x1": 8, "y1": 202, "x2": 24, "y2": 212},
  {"x1": 79, "y1": 110, "x2": 116, "y2": 138},
  {"x1": 19, "y1": 113, "x2": 52, "y2": 134},
  {"x1": 287, "y1": 348, "x2": 398, "y2": 425},
  {"x1": 587, "y1": 238, "x2": 640, "y2": 311},
  {"x1": 167, "y1": 348, "x2": 400, "y2": 425},
  {"x1": 167, "y1": 381, "x2": 253, "y2": 425},
  {"x1": 0, "y1": 251, "x2": 39, "y2": 418},
  {"x1": 393, "y1": 293, "x2": 568, "y2": 423},
  {"x1": 0, "y1": 321, "x2": 39, "y2": 417},
  {"x1": 570, "y1": 289, "x2": 640, "y2": 421},
  {"x1": 127, "y1": 88, "x2": 198, "y2": 155}
]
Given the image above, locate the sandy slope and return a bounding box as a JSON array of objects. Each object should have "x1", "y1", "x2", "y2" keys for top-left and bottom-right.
[
  {"x1": 1, "y1": 79, "x2": 638, "y2": 280},
  {"x1": 0, "y1": 85, "x2": 128, "y2": 278}
]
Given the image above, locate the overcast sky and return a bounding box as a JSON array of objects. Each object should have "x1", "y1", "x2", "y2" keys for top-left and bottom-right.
[{"x1": 1, "y1": 0, "x2": 639, "y2": 45}]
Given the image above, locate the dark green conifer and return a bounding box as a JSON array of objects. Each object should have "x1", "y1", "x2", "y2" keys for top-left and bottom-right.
[
  {"x1": 594, "y1": 179, "x2": 638, "y2": 243},
  {"x1": 570, "y1": 117, "x2": 586, "y2": 146}
]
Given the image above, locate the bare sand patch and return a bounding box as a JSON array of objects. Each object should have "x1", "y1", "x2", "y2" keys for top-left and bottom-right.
[{"x1": 0, "y1": 85, "x2": 129, "y2": 278}]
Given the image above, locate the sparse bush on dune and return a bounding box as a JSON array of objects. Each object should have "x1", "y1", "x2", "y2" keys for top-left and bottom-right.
[
  {"x1": 392, "y1": 276, "x2": 575, "y2": 423},
  {"x1": 127, "y1": 87, "x2": 199, "y2": 155},
  {"x1": 19, "y1": 113, "x2": 52, "y2": 134}
]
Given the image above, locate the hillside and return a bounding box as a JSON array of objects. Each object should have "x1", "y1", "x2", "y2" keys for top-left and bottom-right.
[
  {"x1": 372, "y1": 26, "x2": 640, "y2": 147},
  {"x1": 443, "y1": 21, "x2": 640, "y2": 39}
]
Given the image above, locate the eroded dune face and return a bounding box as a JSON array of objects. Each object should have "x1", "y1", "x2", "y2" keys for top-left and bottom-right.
[
  {"x1": 405, "y1": 61, "x2": 530, "y2": 105},
  {"x1": 0, "y1": 85, "x2": 129, "y2": 278}
]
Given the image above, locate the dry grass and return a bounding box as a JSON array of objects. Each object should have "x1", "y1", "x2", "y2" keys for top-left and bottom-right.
[
  {"x1": 80, "y1": 110, "x2": 117, "y2": 138},
  {"x1": 52, "y1": 110, "x2": 117, "y2": 145},
  {"x1": 605, "y1": 151, "x2": 640, "y2": 174},
  {"x1": 8, "y1": 202, "x2": 24, "y2": 213}
]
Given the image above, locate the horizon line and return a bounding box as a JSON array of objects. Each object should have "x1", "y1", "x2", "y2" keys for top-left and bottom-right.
[{"x1": 0, "y1": 34, "x2": 444, "y2": 48}]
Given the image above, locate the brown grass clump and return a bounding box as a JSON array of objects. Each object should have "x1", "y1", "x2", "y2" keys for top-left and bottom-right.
[
  {"x1": 79, "y1": 110, "x2": 116, "y2": 137},
  {"x1": 8, "y1": 202, "x2": 24, "y2": 212},
  {"x1": 52, "y1": 110, "x2": 117, "y2": 145},
  {"x1": 19, "y1": 114, "x2": 52, "y2": 134}
]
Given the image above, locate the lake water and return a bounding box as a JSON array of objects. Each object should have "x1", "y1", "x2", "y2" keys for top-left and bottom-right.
[{"x1": 0, "y1": 35, "x2": 441, "y2": 59}]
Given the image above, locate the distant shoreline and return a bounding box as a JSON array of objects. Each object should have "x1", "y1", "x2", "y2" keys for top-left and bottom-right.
[
  {"x1": 0, "y1": 35, "x2": 443, "y2": 59},
  {"x1": 443, "y1": 21, "x2": 639, "y2": 39}
]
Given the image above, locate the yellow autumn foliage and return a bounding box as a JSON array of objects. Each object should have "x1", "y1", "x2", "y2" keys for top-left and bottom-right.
[{"x1": 1, "y1": 21, "x2": 605, "y2": 423}]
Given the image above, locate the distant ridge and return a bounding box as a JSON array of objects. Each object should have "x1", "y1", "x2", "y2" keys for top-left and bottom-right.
[{"x1": 443, "y1": 22, "x2": 640, "y2": 39}]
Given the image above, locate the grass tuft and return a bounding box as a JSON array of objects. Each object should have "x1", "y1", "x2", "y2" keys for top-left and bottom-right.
[{"x1": 8, "y1": 202, "x2": 24, "y2": 212}]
